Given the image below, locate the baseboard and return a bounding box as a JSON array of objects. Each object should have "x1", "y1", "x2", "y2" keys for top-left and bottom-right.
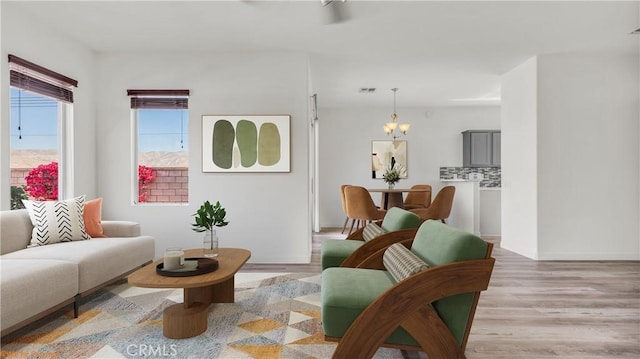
[{"x1": 538, "y1": 252, "x2": 640, "y2": 261}]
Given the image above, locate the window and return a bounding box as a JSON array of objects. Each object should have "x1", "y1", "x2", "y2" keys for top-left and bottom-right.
[
  {"x1": 8, "y1": 55, "x2": 77, "y2": 209},
  {"x1": 128, "y1": 90, "x2": 189, "y2": 204}
]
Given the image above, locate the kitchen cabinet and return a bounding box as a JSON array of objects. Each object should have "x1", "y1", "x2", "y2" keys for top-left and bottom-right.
[{"x1": 462, "y1": 130, "x2": 501, "y2": 167}]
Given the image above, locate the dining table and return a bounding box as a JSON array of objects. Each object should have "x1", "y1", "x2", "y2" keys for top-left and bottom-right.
[{"x1": 367, "y1": 187, "x2": 431, "y2": 210}]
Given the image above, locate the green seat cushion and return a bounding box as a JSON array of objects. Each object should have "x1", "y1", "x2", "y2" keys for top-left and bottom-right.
[
  {"x1": 320, "y1": 240, "x2": 363, "y2": 270},
  {"x1": 321, "y1": 267, "x2": 419, "y2": 347},
  {"x1": 380, "y1": 207, "x2": 421, "y2": 232},
  {"x1": 410, "y1": 220, "x2": 489, "y2": 345},
  {"x1": 320, "y1": 208, "x2": 421, "y2": 271}
]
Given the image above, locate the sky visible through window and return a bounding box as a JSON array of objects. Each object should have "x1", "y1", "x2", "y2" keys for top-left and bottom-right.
[
  {"x1": 10, "y1": 88, "x2": 57, "y2": 150},
  {"x1": 138, "y1": 109, "x2": 189, "y2": 153},
  {"x1": 10, "y1": 88, "x2": 188, "y2": 152}
]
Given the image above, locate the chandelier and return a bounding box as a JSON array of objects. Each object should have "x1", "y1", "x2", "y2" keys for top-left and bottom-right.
[{"x1": 383, "y1": 88, "x2": 409, "y2": 139}]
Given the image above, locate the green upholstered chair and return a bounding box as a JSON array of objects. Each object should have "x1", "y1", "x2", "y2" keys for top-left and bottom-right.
[
  {"x1": 321, "y1": 220, "x2": 495, "y2": 359},
  {"x1": 320, "y1": 207, "x2": 421, "y2": 270}
]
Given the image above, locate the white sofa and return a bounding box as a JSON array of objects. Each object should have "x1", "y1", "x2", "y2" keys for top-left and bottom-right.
[{"x1": 0, "y1": 209, "x2": 155, "y2": 336}]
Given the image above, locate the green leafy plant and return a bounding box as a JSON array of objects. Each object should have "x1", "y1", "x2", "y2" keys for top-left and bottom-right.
[
  {"x1": 192, "y1": 200, "x2": 229, "y2": 232},
  {"x1": 382, "y1": 163, "x2": 406, "y2": 185},
  {"x1": 10, "y1": 185, "x2": 28, "y2": 210}
]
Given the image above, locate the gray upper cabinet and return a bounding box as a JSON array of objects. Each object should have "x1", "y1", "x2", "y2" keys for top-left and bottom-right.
[
  {"x1": 462, "y1": 130, "x2": 501, "y2": 167},
  {"x1": 491, "y1": 131, "x2": 501, "y2": 166}
]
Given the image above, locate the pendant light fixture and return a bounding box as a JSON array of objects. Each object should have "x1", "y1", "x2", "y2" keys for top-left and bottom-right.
[{"x1": 383, "y1": 88, "x2": 409, "y2": 139}]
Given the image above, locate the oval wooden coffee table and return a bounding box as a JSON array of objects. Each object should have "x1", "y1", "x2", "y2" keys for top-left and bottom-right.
[{"x1": 128, "y1": 248, "x2": 251, "y2": 339}]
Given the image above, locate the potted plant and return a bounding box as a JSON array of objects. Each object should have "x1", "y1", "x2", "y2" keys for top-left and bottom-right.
[
  {"x1": 382, "y1": 164, "x2": 405, "y2": 189},
  {"x1": 192, "y1": 200, "x2": 229, "y2": 257}
]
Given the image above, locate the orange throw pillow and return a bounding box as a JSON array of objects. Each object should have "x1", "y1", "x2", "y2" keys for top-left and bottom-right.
[{"x1": 84, "y1": 197, "x2": 105, "y2": 238}]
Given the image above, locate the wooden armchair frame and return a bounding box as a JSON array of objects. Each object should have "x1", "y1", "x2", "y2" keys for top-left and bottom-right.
[
  {"x1": 341, "y1": 231, "x2": 417, "y2": 268},
  {"x1": 344, "y1": 220, "x2": 381, "y2": 240},
  {"x1": 325, "y1": 241, "x2": 495, "y2": 359}
]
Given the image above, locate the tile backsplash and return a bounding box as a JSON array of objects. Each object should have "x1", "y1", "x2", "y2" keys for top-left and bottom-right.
[{"x1": 440, "y1": 167, "x2": 501, "y2": 188}]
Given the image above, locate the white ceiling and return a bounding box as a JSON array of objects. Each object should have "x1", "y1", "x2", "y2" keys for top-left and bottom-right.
[{"x1": 4, "y1": 0, "x2": 639, "y2": 108}]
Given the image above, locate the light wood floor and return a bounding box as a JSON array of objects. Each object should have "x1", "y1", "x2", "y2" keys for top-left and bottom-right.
[{"x1": 242, "y1": 228, "x2": 640, "y2": 358}]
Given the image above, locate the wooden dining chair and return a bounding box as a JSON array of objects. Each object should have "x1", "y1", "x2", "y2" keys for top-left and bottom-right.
[
  {"x1": 403, "y1": 184, "x2": 432, "y2": 210},
  {"x1": 344, "y1": 186, "x2": 386, "y2": 235},
  {"x1": 340, "y1": 185, "x2": 354, "y2": 234},
  {"x1": 410, "y1": 185, "x2": 455, "y2": 223}
]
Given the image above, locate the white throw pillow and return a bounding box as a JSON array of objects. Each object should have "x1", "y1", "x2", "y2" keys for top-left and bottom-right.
[{"x1": 23, "y1": 195, "x2": 91, "y2": 247}]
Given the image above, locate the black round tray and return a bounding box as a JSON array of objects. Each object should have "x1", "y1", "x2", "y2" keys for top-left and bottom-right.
[{"x1": 156, "y1": 257, "x2": 219, "y2": 277}]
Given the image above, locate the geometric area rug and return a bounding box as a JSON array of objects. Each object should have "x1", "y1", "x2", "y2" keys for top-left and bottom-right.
[{"x1": 1, "y1": 273, "x2": 404, "y2": 358}]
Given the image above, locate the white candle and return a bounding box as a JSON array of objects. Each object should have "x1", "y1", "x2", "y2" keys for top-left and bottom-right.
[{"x1": 164, "y1": 248, "x2": 184, "y2": 270}]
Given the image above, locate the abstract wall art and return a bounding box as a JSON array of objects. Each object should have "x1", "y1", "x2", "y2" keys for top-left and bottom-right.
[
  {"x1": 202, "y1": 115, "x2": 290, "y2": 172},
  {"x1": 371, "y1": 140, "x2": 408, "y2": 179}
]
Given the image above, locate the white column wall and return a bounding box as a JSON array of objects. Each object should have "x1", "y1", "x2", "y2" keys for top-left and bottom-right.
[
  {"x1": 318, "y1": 106, "x2": 500, "y2": 228},
  {"x1": 95, "y1": 52, "x2": 311, "y2": 263},
  {"x1": 536, "y1": 52, "x2": 639, "y2": 260},
  {"x1": 502, "y1": 53, "x2": 639, "y2": 260},
  {"x1": 0, "y1": 4, "x2": 97, "y2": 209},
  {"x1": 501, "y1": 57, "x2": 540, "y2": 258}
]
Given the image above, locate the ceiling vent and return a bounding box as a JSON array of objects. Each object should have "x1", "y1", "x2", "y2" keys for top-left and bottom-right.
[{"x1": 359, "y1": 88, "x2": 376, "y2": 93}]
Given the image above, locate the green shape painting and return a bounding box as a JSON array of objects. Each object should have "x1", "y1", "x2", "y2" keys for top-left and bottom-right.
[
  {"x1": 236, "y1": 120, "x2": 258, "y2": 167},
  {"x1": 212, "y1": 120, "x2": 235, "y2": 169},
  {"x1": 257, "y1": 123, "x2": 281, "y2": 166},
  {"x1": 202, "y1": 115, "x2": 290, "y2": 172}
]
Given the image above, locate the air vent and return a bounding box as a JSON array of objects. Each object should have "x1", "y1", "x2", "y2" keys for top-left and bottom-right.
[{"x1": 359, "y1": 88, "x2": 376, "y2": 93}]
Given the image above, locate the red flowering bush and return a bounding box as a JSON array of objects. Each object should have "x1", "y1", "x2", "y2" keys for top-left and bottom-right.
[
  {"x1": 25, "y1": 161, "x2": 59, "y2": 200},
  {"x1": 138, "y1": 165, "x2": 156, "y2": 203},
  {"x1": 24, "y1": 161, "x2": 156, "y2": 203}
]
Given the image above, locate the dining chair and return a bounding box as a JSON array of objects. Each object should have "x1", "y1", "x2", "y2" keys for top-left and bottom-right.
[
  {"x1": 403, "y1": 184, "x2": 432, "y2": 210},
  {"x1": 344, "y1": 186, "x2": 386, "y2": 235},
  {"x1": 340, "y1": 185, "x2": 354, "y2": 234},
  {"x1": 409, "y1": 185, "x2": 455, "y2": 223}
]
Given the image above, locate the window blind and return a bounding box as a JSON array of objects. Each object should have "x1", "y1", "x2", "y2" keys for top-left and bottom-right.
[
  {"x1": 127, "y1": 89, "x2": 190, "y2": 109},
  {"x1": 8, "y1": 54, "x2": 77, "y2": 103}
]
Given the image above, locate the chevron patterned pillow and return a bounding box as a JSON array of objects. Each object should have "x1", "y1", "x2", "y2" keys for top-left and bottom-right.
[{"x1": 23, "y1": 195, "x2": 91, "y2": 247}]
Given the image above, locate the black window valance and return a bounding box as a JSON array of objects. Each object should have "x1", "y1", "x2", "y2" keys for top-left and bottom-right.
[
  {"x1": 9, "y1": 54, "x2": 77, "y2": 103},
  {"x1": 127, "y1": 89, "x2": 190, "y2": 109}
]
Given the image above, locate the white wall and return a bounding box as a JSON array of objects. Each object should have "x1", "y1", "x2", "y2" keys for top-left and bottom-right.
[
  {"x1": 318, "y1": 106, "x2": 500, "y2": 228},
  {"x1": 501, "y1": 57, "x2": 539, "y2": 258},
  {"x1": 536, "y1": 52, "x2": 639, "y2": 260},
  {"x1": 95, "y1": 52, "x2": 311, "y2": 263},
  {"x1": 502, "y1": 53, "x2": 640, "y2": 260},
  {"x1": 0, "y1": 3, "x2": 97, "y2": 210},
  {"x1": 480, "y1": 190, "x2": 501, "y2": 236}
]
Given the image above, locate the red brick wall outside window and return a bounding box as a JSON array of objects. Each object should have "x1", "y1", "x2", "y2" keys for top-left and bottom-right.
[{"x1": 11, "y1": 166, "x2": 188, "y2": 204}]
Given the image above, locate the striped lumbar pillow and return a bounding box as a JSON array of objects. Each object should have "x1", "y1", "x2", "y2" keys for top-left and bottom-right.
[
  {"x1": 383, "y1": 243, "x2": 430, "y2": 283},
  {"x1": 23, "y1": 195, "x2": 91, "y2": 247},
  {"x1": 362, "y1": 222, "x2": 387, "y2": 242}
]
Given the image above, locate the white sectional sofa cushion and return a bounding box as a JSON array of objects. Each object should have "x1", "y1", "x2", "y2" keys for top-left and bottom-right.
[
  {"x1": 0, "y1": 259, "x2": 79, "y2": 332},
  {"x1": 1, "y1": 209, "x2": 33, "y2": 255},
  {"x1": 3, "y1": 236, "x2": 154, "y2": 293},
  {"x1": 0, "y1": 209, "x2": 155, "y2": 336}
]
